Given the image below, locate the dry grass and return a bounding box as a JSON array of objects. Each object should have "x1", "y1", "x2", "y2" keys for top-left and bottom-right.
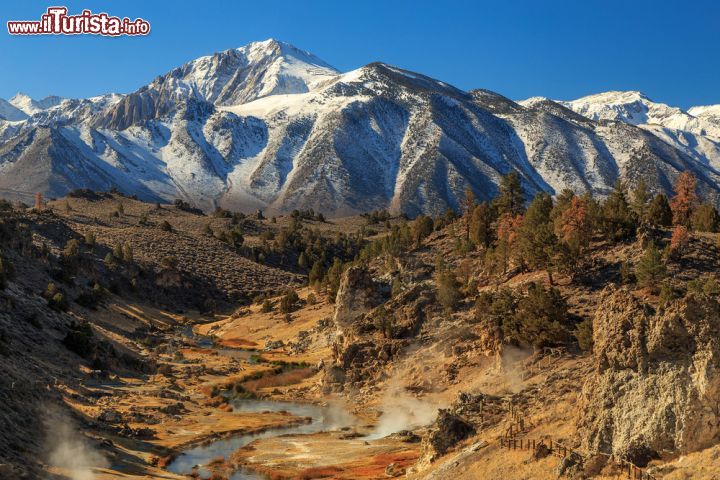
[{"x1": 242, "y1": 368, "x2": 315, "y2": 392}]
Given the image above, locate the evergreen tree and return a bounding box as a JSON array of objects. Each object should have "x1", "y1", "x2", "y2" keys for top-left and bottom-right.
[
  {"x1": 326, "y1": 258, "x2": 344, "y2": 300},
  {"x1": 635, "y1": 241, "x2": 666, "y2": 290},
  {"x1": 411, "y1": 215, "x2": 434, "y2": 246},
  {"x1": 647, "y1": 194, "x2": 673, "y2": 227},
  {"x1": 551, "y1": 189, "x2": 576, "y2": 223},
  {"x1": 630, "y1": 180, "x2": 651, "y2": 224},
  {"x1": 599, "y1": 180, "x2": 637, "y2": 241},
  {"x1": 494, "y1": 171, "x2": 525, "y2": 216},
  {"x1": 690, "y1": 203, "x2": 719, "y2": 232},
  {"x1": 309, "y1": 260, "x2": 325, "y2": 287},
  {"x1": 495, "y1": 213, "x2": 523, "y2": 274},
  {"x1": 298, "y1": 251, "x2": 309, "y2": 269},
  {"x1": 461, "y1": 186, "x2": 477, "y2": 240},
  {"x1": 516, "y1": 193, "x2": 557, "y2": 282},
  {"x1": 436, "y1": 268, "x2": 461, "y2": 311},
  {"x1": 505, "y1": 283, "x2": 570, "y2": 348},
  {"x1": 468, "y1": 202, "x2": 496, "y2": 249}
]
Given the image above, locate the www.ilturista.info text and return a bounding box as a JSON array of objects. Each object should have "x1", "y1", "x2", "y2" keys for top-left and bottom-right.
[{"x1": 7, "y1": 7, "x2": 150, "y2": 36}]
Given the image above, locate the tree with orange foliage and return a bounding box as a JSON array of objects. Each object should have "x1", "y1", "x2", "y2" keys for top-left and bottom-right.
[
  {"x1": 559, "y1": 195, "x2": 592, "y2": 256},
  {"x1": 669, "y1": 224, "x2": 689, "y2": 256},
  {"x1": 670, "y1": 171, "x2": 698, "y2": 227},
  {"x1": 495, "y1": 212, "x2": 523, "y2": 274}
]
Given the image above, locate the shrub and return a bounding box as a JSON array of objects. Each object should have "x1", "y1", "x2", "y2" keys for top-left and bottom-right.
[
  {"x1": 83, "y1": 232, "x2": 96, "y2": 247},
  {"x1": 62, "y1": 238, "x2": 81, "y2": 260},
  {"x1": 279, "y1": 290, "x2": 300, "y2": 313},
  {"x1": 261, "y1": 299, "x2": 273, "y2": 313},
  {"x1": 619, "y1": 261, "x2": 635, "y2": 284},
  {"x1": 391, "y1": 276, "x2": 402, "y2": 297},
  {"x1": 173, "y1": 199, "x2": 203, "y2": 215},
  {"x1": 75, "y1": 283, "x2": 104, "y2": 309},
  {"x1": 161, "y1": 256, "x2": 178, "y2": 269},
  {"x1": 47, "y1": 287, "x2": 69, "y2": 311},
  {"x1": 160, "y1": 220, "x2": 173, "y2": 232},
  {"x1": 436, "y1": 269, "x2": 461, "y2": 311},
  {"x1": 686, "y1": 276, "x2": 720, "y2": 299},
  {"x1": 574, "y1": 318, "x2": 594, "y2": 352},
  {"x1": 104, "y1": 252, "x2": 119, "y2": 270},
  {"x1": 63, "y1": 322, "x2": 94, "y2": 357},
  {"x1": 306, "y1": 293, "x2": 317, "y2": 305}
]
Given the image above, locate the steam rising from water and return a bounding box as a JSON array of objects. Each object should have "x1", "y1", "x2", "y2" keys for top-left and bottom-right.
[
  {"x1": 44, "y1": 407, "x2": 107, "y2": 480},
  {"x1": 366, "y1": 354, "x2": 446, "y2": 439}
]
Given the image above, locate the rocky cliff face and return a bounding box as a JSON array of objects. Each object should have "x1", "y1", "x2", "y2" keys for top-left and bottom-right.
[{"x1": 578, "y1": 287, "x2": 720, "y2": 465}]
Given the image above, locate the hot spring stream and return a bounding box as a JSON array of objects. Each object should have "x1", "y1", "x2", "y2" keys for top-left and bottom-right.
[
  {"x1": 165, "y1": 397, "x2": 353, "y2": 479},
  {"x1": 166, "y1": 328, "x2": 354, "y2": 478}
]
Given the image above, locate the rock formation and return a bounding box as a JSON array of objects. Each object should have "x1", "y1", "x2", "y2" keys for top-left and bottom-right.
[{"x1": 577, "y1": 286, "x2": 720, "y2": 465}]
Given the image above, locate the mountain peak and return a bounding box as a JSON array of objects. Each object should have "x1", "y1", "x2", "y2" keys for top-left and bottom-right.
[{"x1": 8, "y1": 92, "x2": 64, "y2": 116}]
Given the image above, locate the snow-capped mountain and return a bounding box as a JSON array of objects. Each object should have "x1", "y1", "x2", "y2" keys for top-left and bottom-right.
[
  {"x1": 9, "y1": 93, "x2": 64, "y2": 116},
  {"x1": 1, "y1": 39, "x2": 719, "y2": 215},
  {"x1": 558, "y1": 91, "x2": 720, "y2": 170},
  {"x1": 0, "y1": 98, "x2": 28, "y2": 121},
  {"x1": 96, "y1": 39, "x2": 339, "y2": 131}
]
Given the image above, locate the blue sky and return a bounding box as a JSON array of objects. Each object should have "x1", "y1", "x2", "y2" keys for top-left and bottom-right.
[{"x1": 1, "y1": 0, "x2": 718, "y2": 109}]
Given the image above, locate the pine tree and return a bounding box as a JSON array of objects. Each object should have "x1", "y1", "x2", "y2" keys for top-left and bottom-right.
[
  {"x1": 309, "y1": 260, "x2": 325, "y2": 287},
  {"x1": 468, "y1": 202, "x2": 496, "y2": 249},
  {"x1": 436, "y1": 268, "x2": 461, "y2": 311},
  {"x1": 669, "y1": 225, "x2": 689, "y2": 256},
  {"x1": 494, "y1": 171, "x2": 525, "y2": 216},
  {"x1": 411, "y1": 215, "x2": 434, "y2": 246},
  {"x1": 599, "y1": 180, "x2": 637, "y2": 241},
  {"x1": 635, "y1": 241, "x2": 666, "y2": 290},
  {"x1": 496, "y1": 213, "x2": 523, "y2": 273},
  {"x1": 516, "y1": 193, "x2": 557, "y2": 282},
  {"x1": 298, "y1": 251, "x2": 309, "y2": 269},
  {"x1": 461, "y1": 186, "x2": 477, "y2": 240},
  {"x1": 630, "y1": 180, "x2": 651, "y2": 224},
  {"x1": 647, "y1": 194, "x2": 673, "y2": 227},
  {"x1": 326, "y1": 258, "x2": 344, "y2": 300},
  {"x1": 670, "y1": 171, "x2": 698, "y2": 227},
  {"x1": 690, "y1": 203, "x2": 719, "y2": 232}
]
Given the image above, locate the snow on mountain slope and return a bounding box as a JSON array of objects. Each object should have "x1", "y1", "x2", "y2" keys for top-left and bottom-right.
[
  {"x1": 559, "y1": 91, "x2": 720, "y2": 137},
  {"x1": 9, "y1": 93, "x2": 64, "y2": 116},
  {"x1": 96, "y1": 39, "x2": 339, "y2": 130},
  {"x1": 0, "y1": 98, "x2": 28, "y2": 121},
  {"x1": 1, "y1": 41, "x2": 720, "y2": 215},
  {"x1": 557, "y1": 91, "x2": 720, "y2": 170},
  {"x1": 689, "y1": 105, "x2": 720, "y2": 129}
]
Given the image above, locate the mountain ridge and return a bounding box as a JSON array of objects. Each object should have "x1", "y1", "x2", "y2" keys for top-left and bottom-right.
[{"x1": 1, "y1": 40, "x2": 719, "y2": 215}]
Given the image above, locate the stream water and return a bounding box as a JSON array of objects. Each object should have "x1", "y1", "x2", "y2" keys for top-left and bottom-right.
[{"x1": 166, "y1": 399, "x2": 352, "y2": 479}]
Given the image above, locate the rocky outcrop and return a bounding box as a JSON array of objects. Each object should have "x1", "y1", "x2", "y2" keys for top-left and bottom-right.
[
  {"x1": 332, "y1": 266, "x2": 386, "y2": 337},
  {"x1": 422, "y1": 409, "x2": 476, "y2": 461},
  {"x1": 577, "y1": 287, "x2": 720, "y2": 464}
]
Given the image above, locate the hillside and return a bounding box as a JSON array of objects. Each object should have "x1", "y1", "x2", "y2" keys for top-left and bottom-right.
[{"x1": 1, "y1": 173, "x2": 720, "y2": 478}]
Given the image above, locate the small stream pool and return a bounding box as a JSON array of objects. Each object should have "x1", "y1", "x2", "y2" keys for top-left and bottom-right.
[{"x1": 166, "y1": 399, "x2": 353, "y2": 479}]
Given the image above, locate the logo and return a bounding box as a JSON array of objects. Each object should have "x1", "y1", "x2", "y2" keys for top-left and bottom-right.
[{"x1": 7, "y1": 6, "x2": 151, "y2": 36}]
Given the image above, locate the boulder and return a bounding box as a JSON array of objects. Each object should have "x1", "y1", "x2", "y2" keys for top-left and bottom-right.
[{"x1": 422, "y1": 409, "x2": 475, "y2": 461}]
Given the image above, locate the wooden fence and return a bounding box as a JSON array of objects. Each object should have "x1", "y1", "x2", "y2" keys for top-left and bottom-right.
[{"x1": 499, "y1": 400, "x2": 657, "y2": 480}]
